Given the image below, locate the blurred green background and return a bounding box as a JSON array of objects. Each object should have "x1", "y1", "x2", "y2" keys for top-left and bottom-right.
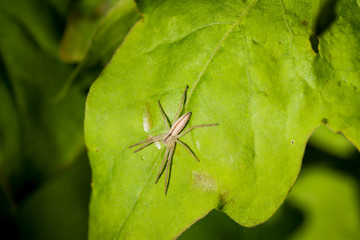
[{"x1": 0, "y1": 0, "x2": 359, "y2": 239}]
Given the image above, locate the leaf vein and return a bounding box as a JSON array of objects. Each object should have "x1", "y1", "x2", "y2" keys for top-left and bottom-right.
[
  {"x1": 186, "y1": 0, "x2": 260, "y2": 107},
  {"x1": 145, "y1": 22, "x2": 235, "y2": 54},
  {"x1": 112, "y1": 1, "x2": 261, "y2": 238},
  {"x1": 113, "y1": 149, "x2": 165, "y2": 240}
]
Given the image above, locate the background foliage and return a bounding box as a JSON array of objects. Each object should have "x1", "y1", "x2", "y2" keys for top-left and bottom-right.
[{"x1": 0, "y1": 0, "x2": 359, "y2": 239}]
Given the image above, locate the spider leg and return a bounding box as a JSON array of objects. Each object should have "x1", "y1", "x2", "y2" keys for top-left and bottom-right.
[
  {"x1": 158, "y1": 100, "x2": 171, "y2": 130},
  {"x1": 129, "y1": 138, "x2": 153, "y2": 148},
  {"x1": 177, "y1": 123, "x2": 218, "y2": 138},
  {"x1": 164, "y1": 144, "x2": 175, "y2": 195},
  {"x1": 132, "y1": 141, "x2": 154, "y2": 153},
  {"x1": 155, "y1": 146, "x2": 170, "y2": 183},
  {"x1": 173, "y1": 85, "x2": 188, "y2": 123},
  {"x1": 129, "y1": 133, "x2": 166, "y2": 153},
  {"x1": 175, "y1": 139, "x2": 199, "y2": 162}
]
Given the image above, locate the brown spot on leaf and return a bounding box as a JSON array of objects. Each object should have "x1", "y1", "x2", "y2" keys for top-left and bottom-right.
[
  {"x1": 300, "y1": 20, "x2": 308, "y2": 26},
  {"x1": 192, "y1": 171, "x2": 217, "y2": 192},
  {"x1": 217, "y1": 191, "x2": 230, "y2": 210}
]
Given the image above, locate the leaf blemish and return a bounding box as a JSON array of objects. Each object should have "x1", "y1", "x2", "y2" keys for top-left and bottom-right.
[
  {"x1": 196, "y1": 140, "x2": 201, "y2": 149},
  {"x1": 336, "y1": 131, "x2": 345, "y2": 137},
  {"x1": 300, "y1": 20, "x2": 308, "y2": 26},
  {"x1": 143, "y1": 106, "x2": 152, "y2": 132},
  {"x1": 192, "y1": 171, "x2": 217, "y2": 192},
  {"x1": 291, "y1": 140, "x2": 294, "y2": 144},
  {"x1": 310, "y1": 34, "x2": 319, "y2": 54},
  {"x1": 155, "y1": 141, "x2": 161, "y2": 149},
  {"x1": 217, "y1": 192, "x2": 229, "y2": 210}
]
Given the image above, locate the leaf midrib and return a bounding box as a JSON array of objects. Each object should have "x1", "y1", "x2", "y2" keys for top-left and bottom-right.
[{"x1": 186, "y1": 0, "x2": 260, "y2": 108}]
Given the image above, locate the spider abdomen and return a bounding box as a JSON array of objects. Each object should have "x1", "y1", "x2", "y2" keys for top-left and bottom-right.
[
  {"x1": 162, "y1": 112, "x2": 191, "y2": 144},
  {"x1": 170, "y1": 112, "x2": 191, "y2": 135}
]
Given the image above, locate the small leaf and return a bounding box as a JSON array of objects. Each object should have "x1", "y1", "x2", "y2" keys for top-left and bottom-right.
[
  {"x1": 85, "y1": 0, "x2": 360, "y2": 239},
  {"x1": 288, "y1": 166, "x2": 360, "y2": 240},
  {"x1": 308, "y1": 125, "x2": 356, "y2": 159},
  {"x1": 59, "y1": 0, "x2": 118, "y2": 62},
  {"x1": 80, "y1": 0, "x2": 141, "y2": 68},
  {"x1": 15, "y1": 154, "x2": 91, "y2": 240},
  {"x1": 57, "y1": 0, "x2": 141, "y2": 98}
]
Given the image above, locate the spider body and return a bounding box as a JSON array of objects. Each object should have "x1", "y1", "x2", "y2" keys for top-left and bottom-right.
[
  {"x1": 163, "y1": 112, "x2": 191, "y2": 144},
  {"x1": 129, "y1": 86, "x2": 218, "y2": 194}
]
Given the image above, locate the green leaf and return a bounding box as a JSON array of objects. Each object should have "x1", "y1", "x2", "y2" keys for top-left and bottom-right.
[
  {"x1": 288, "y1": 166, "x2": 360, "y2": 240},
  {"x1": 0, "y1": 7, "x2": 85, "y2": 201},
  {"x1": 0, "y1": 69, "x2": 21, "y2": 211},
  {"x1": 0, "y1": 72, "x2": 19, "y2": 172},
  {"x1": 15, "y1": 154, "x2": 91, "y2": 240},
  {"x1": 79, "y1": 0, "x2": 141, "y2": 68},
  {"x1": 179, "y1": 204, "x2": 302, "y2": 240},
  {"x1": 44, "y1": 0, "x2": 74, "y2": 17},
  {"x1": 180, "y1": 165, "x2": 360, "y2": 240},
  {"x1": 0, "y1": 0, "x2": 63, "y2": 57},
  {"x1": 85, "y1": 0, "x2": 360, "y2": 239},
  {"x1": 57, "y1": 0, "x2": 141, "y2": 98},
  {"x1": 59, "y1": 0, "x2": 119, "y2": 62},
  {"x1": 308, "y1": 124, "x2": 356, "y2": 159}
]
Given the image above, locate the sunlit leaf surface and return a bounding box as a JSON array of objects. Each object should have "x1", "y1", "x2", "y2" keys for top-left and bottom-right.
[{"x1": 86, "y1": 0, "x2": 360, "y2": 239}]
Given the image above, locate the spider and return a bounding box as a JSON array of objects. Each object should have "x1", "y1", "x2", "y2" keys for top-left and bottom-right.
[{"x1": 129, "y1": 85, "x2": 218, "y2": 195}]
